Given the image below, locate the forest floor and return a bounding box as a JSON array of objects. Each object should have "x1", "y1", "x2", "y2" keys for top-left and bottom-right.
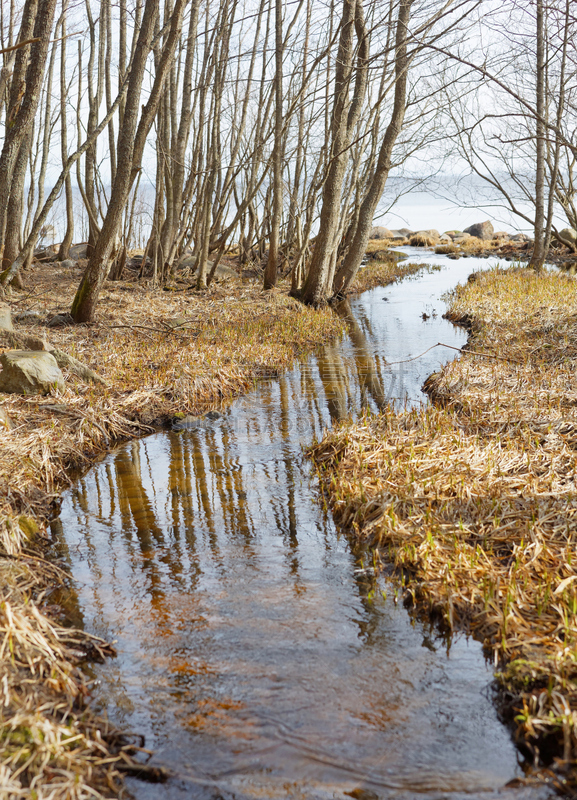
[
  {"x1": 310, "y1": 265, "x2": 577, "y2": 794},
  {"x1": 0, "y1": 251, "x2": 412, "y2": 798}
]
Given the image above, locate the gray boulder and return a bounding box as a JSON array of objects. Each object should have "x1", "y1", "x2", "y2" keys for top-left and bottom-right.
[
  {"x1": 0, "y1": 329, "x2": 50, "y2": 351},
  {"x1": 0, "y1": 350, "x2": 65, "y2": 395},
  {"x1": 69, "y1": 243, "x2": 88, "y2": 260},
  {"x1": 463, "y1": 221, "x2": 494, "y2": 240},
  {"x1": 0, "y1": 304, "x2": 13, "y2": 332},
  {"x1": 559, "y1": 228, "x2": 577, "y2": 246},
  {"x1": 369, "y1": 226, "x2": 393, "y2": 240}
]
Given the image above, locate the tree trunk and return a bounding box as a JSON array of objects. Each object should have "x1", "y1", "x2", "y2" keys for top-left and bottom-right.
[
  {"x1": 299, "y1": 0, "x2": 368, "y2": 306},
  {"x1": 333, "y1": 0, "x2": 412, "y2": 296},
  {"x1": 529, "y1": 0, "x2": 546, "y2": 270},
  {"x1": 71, "y1": 0, "x2": 185, "y2": 322},
  {"x1": 264, "y1": 0, "x2": 284, "y2": 290}
]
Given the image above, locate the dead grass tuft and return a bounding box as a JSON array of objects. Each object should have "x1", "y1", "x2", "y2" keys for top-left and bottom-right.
[
  {"x1": 348, "y1": 259, "x2": 421, "y2": 294},
  {"x1": 310, "y1": 266, "x2": 577, "y2": 776}
]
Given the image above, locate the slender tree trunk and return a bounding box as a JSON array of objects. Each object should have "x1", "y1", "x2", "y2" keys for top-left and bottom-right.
[
  {"x1": 0, "y1": 0, "x2": 57, "y2": 264},
  {"x1": 71, "y1": 0, "x2": 186, "y2": 322},
  {"x1": 299, "y1": 0, "x2": 368, "y2": 306},
  {"x1": 529, "y1": 0, "x2": 546, "y2": 270},
  {"x1": 264, "y1": 0, "x2": 284, "y2": 289},
  {"x1": 333, "y1": 0, "x2": 412, "y2": 295},
  {"x1": 57, "y1": 0, "x2": 74, "y2": 261}
]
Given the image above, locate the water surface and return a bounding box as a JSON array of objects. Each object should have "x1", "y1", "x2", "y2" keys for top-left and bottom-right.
[{"x1": 56, "y1": 255, "x2": 552, "y2": 799}]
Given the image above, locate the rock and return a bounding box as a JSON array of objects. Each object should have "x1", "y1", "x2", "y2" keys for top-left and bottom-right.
[
  {"x1": 0, "y1": 350, "x2": 65, "y2": 395},
  {"x1": 510, "y1": 233, "x2": 530, "y2": 242},
  {"x1": 415, "y1": 229, "x2": 440, "y2": 241},
  {"x1": 464, "y1": 221, "x2": 494, "y2": 240},
  {"x1": 34, "y1": 246, "x2": 57, "y2": 261},
  {"x1": 559, "y1": 228, "x2": 577, "y2": 246},
  {"x1": 388, "y1": 232, "x2": 408, "y2": 242},
  {"x1": 396, "y1": 228, "x2": 414, "y2": 237},
  {"x1": 371, "y1": 249, "x2": 396, "y2": 261},
  {"x1": 47, "y1": 313, "x2": 73, "y2": 328},
  {"x1": 452, "y1": 233, "x2": 472, "y2": 243},
  {"x1": 69, "y1": 243, "x2": 88, "y2": 260},
  {"x1": 14, "y1": 310, "x2": 43, "y2": 324},
  {"x1": 439, "y1": 233, "x2": 452, "y2": 242},
  {"x1": 0, "y1": 330, "x2": 50, "y2": 351},
  {"x1": 369, "y1": 226, "x2": 393, "y2": 240},
  {"x1": 49, "y1": 348, "x2": 106, "y2": 385},
  {"x1": 493, "y1": 231, "x2": 510, "y2": 240},
  {"x1": 0, "y1": 304, "x2": 13, "y2": 332},
  {"x1": 60, "y1": 259, "x2": 75, "y2": 270},
  {"x1": 0, "y1": 406, "x2": 12, "y2": 430},
  {"x1": 172, "y1": 414, "x2": 204, "y2": 431}
]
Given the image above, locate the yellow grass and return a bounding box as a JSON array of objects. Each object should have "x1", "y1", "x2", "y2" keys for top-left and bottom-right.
[
  {"x1": 310, "y1": 266, "x2": 577, "y2": 782},
  {"x1": 348, "y1": 258, "x2": 419, "y2": 294}
]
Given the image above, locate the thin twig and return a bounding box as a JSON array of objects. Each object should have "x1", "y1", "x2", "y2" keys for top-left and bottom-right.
[{"x1": 385, "y1": 341, "x2": 522, "y2": 366}]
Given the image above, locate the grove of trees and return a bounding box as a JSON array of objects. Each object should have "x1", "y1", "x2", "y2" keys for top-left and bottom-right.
[{"x1": 0, "y1": 0, "x2": 575, "y2": 321}]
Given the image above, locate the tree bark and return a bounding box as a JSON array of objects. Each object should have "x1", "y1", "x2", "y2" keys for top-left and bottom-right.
[
  {"x1": 333, "y1": 0, "x2": 412, "y2": 296},
  {"x1": 529, "y1": 0, "x2": 546, "y2": 270},
  {"x1": 71, "y1": 0, "x2": 186, "y2": 322}
]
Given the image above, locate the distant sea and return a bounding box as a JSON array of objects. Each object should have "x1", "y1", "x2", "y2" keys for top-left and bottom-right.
[{"x1": 35, "y1": 175, "x2": 564, "y2": 246}]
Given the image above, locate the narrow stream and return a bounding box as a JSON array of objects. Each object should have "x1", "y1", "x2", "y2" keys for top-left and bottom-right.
[{"x1": 55, "y1": 254, "x2": 552, "y2": 800}]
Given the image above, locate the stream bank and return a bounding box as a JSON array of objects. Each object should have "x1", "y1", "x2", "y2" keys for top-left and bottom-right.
[
  {"x1": 53, "y1": 254, "x2": 555, "y2": 799},
  {"x1": 311, "y1": 265, "x2": 577, "y2": 793}
]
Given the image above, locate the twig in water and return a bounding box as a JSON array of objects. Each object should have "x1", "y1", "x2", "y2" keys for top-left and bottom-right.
[{"x1": 385, "y1": 342, "x2": 522, "y2": 366}]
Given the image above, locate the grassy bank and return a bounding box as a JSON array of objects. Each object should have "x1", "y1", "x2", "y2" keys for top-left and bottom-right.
[{"x1": 309, "y1": 266, "x2": 577, "y2": 786}]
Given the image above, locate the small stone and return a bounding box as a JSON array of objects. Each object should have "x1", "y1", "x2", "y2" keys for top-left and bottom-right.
[
  {"x1": 0, "y1": 304, "x2": 13, "y2": 332},
  {"x1": 47, "y1": 313, "x2": 73, "y2": 328},
  {"x1": 14, "y1": 310, "x2": 43, "y2": 324},
  {"x1": 0, "y1": 350, "x2": 65, "y2": 395},
  {"x1": 172, "y1": 414, "x2": 203, "y2": 431}
]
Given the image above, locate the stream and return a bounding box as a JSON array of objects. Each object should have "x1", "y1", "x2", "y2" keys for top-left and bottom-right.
[{"x1": 54, "y1": 253, "x2": 553, "y2": 800}]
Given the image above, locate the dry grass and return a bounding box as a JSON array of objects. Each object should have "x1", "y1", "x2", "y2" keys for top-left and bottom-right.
[
  {"x1": 0, "y1": 259, "x2": 347, "y2": 797},
  {"x1": 409, "y1": 234, "x2": 437, "y2": 247},
  {"x1": 310, "y1": 266, "x2": 577, "y2": 780},
  {"x1": 348, "y1": 258, "x2": 420, "y2": 294}
]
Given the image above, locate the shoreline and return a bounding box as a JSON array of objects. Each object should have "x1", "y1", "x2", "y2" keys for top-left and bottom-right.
[{"x1": 309, "y1": 263, "x2": 577, "y2": 793}]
